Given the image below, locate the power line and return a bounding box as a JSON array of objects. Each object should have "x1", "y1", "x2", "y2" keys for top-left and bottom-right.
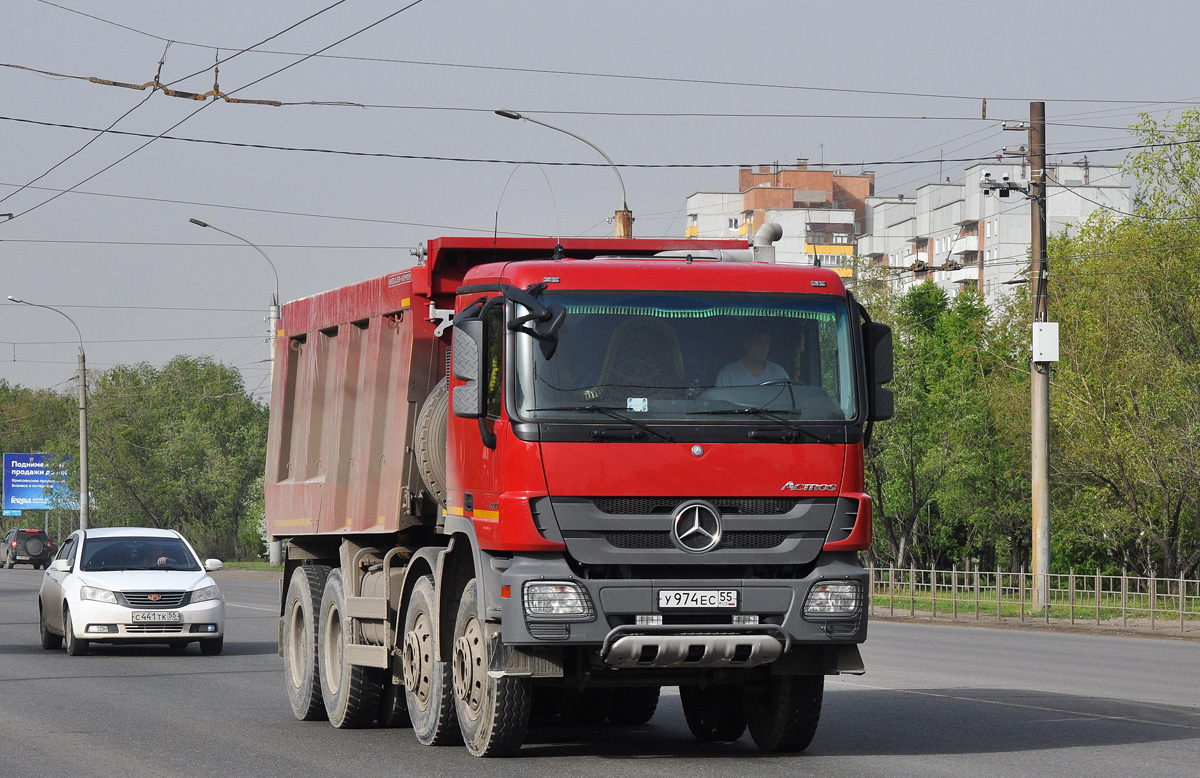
[
  {"x1": 4, "y1": 113, "x2": 1193, "y2": 169},
  {"x1": 2, "y1": 1, "x2": 422, "y2": 225},
  {"x1": 27, "y1": 2, "x2": 1200, "y2": 108}
]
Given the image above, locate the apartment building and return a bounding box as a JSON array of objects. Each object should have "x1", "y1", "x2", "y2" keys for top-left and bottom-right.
[
  {"x1": 685, "y1": 162, "x2": 874, "y2": 273},
  {"x1": 858, "y1": 160, "x2": 1131, "y2": 308}
]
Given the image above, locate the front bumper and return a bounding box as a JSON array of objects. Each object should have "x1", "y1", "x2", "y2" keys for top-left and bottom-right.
[
  {"x1": 497, "y1": 552, "x2": 867, "y2": 653},
  {"x1": 68, "y1": 598, "x2": 225, "y2": 642}
]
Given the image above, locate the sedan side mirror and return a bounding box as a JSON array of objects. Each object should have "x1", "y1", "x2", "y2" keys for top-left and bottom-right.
[
  {"x1": 49, "y1": 558, "x2": 71, "y2": 573},
  {"x1": 204, "y1": 559, "x2": 224, "y2": 571}
]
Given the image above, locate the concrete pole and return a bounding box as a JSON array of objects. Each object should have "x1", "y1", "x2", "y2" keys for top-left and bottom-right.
[
  {"x1": 1029, "y1": 101, "x2": 1050, "y2": 608},
  {"x1": 267, "y1": 296, "x2": 281, "y2": 566},
  {"x1": 77, "y1": 348, "x2": 89, "y2": 530}
]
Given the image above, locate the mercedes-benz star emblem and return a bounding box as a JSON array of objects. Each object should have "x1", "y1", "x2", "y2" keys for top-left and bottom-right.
[{"x1": 671, "y1": 500, "x2": 722, "y2": 554}]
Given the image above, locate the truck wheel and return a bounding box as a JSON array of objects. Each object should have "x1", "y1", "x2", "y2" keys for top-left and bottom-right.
[
  {"x1": 452, "y1": 579, "x2": 530, "y2": 756},
  {"x1": 414, "y1": 382, "x2": 448, "y2": 508},
  {"x1": 283, "y1": 565, "x2": 331, "y2": 721},
  {"x1": 743, "y1": 674, "x2": 823, "y2": 752},
  {"x1": 376, "y1": 676, "x2": 412, "y2": 728},
  {"x1": 608, "y1": 686, "x2": 660, "y2": 725},
  {"x1": 402, "y1": 575, "x2": 461, "y2": 745},
  {"x1": 680, "y1": 685, "x2": 746, "y2": 742},
  {"x1": 318, "y1": 569, "x2": 381, "y2": 727}
]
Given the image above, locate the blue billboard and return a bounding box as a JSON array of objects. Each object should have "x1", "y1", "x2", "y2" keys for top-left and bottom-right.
[{"x1": 3, "y1": 453, "x2": 71, "y2": 512}]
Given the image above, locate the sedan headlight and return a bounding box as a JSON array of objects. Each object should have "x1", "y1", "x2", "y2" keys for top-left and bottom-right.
[
  {"x1": 191, "y1": 584, "x2": 223, "y2": 604},
  {"x1": 79, "y1": 585, "x2": 118, "y2": 604},
  {"x1": 802, "y1": 581, "x2": 862, "y2": 617}
]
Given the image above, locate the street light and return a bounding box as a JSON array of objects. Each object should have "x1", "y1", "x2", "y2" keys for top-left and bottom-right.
[
  {"x1": 7, "y1": 296, "x2": 89, "y2": 530},
  {"x1": 188, "y1": 218, "x2": 282, "y2": 565},
  {"x1": 188, "y1": 218, "x2": 280, "y2": 386},
  {"x1": 494, "y1": 109, "x2": 633, "y2": 237}
]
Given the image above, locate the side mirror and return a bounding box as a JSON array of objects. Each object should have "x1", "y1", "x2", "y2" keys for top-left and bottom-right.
[
  {"x1": 50, "y1": 558, "x2": 71, "y2": 573},
  {"x1": 865, "y1": 321, "x2": 894, "y2": 422},
  {"x1": 451, "y1": 319, "x2": 486, "y2": 419},
  {"x1": 204, "y1": 559, "x2": 224, "y2": 571}
]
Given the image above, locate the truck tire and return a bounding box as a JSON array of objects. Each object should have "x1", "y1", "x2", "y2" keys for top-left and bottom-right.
[
  {"x1": 608, "y1": 686, "x2": 661, "y2": 725},
  {"x1": 376, "y1": 676, "x2": 412, "y2": 728},
  {"x1": 743, "y1": 674, "x2": 823, "y2": 752},
  {"x1": 414, "y1": 381, "x2": 448, "y2": 508},
  {"x1": 680, "y1": 685, "x2": 746, "y2": 742},
  {"x1": 452, "y1": 579, "x2": 530, "y2": 756},
  {"x1": 283, "y1": 565, "x2": 331, "y2": 721},
  {"x1": 402, "y1": 575, "x2": 461, "y2": 745},
  {"x1": 319, "y1": 569, "x2": 382, "y2": 728}
]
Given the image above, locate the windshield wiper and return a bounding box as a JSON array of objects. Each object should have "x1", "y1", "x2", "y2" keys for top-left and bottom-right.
[
  {"x1": 688, "y1": 406, "x2": 834, "y2": 443},
  {"x1": 538, "y1": 405, "x2": 674, "y2": 442}
]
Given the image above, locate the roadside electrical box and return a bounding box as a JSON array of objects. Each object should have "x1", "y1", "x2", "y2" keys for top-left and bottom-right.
[{"x1": 1032, "y1": 322, "x2": 1059, "y2": 362}]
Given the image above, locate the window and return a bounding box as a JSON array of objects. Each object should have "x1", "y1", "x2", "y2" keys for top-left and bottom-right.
[{"x1": 483, "y1": 301, "x2": 504, "y2": 417}]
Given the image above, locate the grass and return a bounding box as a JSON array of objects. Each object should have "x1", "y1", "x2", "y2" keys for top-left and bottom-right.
[{"x1": 222, "y1": 560, "x2": 283, "y2": 572}]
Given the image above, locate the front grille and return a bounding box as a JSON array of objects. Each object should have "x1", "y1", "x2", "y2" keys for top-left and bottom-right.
[
  {"x1": 122, "y1": 591, "x2": 187, "y2": 608},
  {"x1": 593, "y1": 497, "x2": 799, "y2": 515},
  {"x1": 124, "y1": 624, "x2": 185, "y2": 634},
  {"x1": 604, "y1": 531, "x2": 790, "y2": 550}
]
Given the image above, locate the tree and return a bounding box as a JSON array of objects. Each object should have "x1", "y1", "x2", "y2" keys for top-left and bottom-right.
[{"x1": 48, "y1": 356, "x2": 269, "y2": 560}]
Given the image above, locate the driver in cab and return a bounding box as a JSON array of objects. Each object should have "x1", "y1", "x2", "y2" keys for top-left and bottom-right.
[{"x1": 715, "y1": 329, "x2": 789, "y2": 386}]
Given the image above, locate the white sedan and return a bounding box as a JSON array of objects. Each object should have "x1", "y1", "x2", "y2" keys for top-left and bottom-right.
[{"x1": 38, "y1": 527, "x2": 226, "y2": 656}]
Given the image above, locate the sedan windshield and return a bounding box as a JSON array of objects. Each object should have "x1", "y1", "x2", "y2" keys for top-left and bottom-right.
[
  {"x1": 80, "y1": 537, "x2": 201, "y2": 572},
  {"x1": 514, "y1": 291, "x2": 857, "y2": 422}
]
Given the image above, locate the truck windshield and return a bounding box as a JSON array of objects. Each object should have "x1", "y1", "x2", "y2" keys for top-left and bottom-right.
[{"x1": 513, "y1": 291, "x2": 857, "y2": 422}]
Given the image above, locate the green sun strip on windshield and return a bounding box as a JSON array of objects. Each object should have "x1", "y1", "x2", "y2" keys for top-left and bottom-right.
[{"x1": 562, "y1": 305, "x2": 835, "y2": 322}]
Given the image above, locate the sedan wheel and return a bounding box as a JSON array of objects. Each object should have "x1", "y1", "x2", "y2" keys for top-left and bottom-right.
[
  {"x1": 64, "y1": 608, "x2": 89, "y2": 656},
  {"x1": 39, "y1": 605, "x2": 62, "y2": 650}
]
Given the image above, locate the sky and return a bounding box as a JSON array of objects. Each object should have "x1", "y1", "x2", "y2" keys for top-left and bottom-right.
[{"x1": 2, "y1": 0, "x2": 1197, "y2": 401}]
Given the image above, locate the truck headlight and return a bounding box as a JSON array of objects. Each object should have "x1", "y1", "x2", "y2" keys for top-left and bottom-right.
[
  {"x1": 80, "y1": 585, "x2": 118, "y2": 604},
  {"x1": 523, "y1": 581, "x2": 594, "y2": 620},
  {"x1": 803, "y1": 581, "x2": 861, "y2": 617}
]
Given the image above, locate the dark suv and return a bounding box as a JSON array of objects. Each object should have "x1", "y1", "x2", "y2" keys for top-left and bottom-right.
[{"x1": 3, "y1": 528, "x2": 54, "y2": 569}]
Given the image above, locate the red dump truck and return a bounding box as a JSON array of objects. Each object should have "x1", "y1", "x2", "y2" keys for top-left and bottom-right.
[{"x1": 266, "y1": 227, "x2": 893, "y2": 756}]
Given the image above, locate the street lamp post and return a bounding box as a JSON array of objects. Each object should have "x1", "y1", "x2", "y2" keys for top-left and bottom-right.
[
  {"x1": 7, "y1": 296, "x2": 88, "y2": 530},
  {"x1": 494, "y1": 110, "x2": 633, "y2": 237},
  {"x1": 189, "y1": 218, "x2": 282, "y2": 564},
  {"x1": 189, "y1": 218, "x2": 280, "y2": 386}
]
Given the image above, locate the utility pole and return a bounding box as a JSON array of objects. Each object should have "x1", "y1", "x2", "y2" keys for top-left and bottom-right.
[{"x1": 1029, "y1": 101, "x2": 1053, "y2": 609}]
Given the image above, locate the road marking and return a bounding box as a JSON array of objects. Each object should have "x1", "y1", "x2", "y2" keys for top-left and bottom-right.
[
  {"x1": 226, "y1": 602, "x2": 275, "y2": 612},
  {"x1": 835, "y1": 679, "x2": 1200, "y2": 732}
]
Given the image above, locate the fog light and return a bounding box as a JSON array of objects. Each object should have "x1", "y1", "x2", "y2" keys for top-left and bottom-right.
[
  {"x1": 803, "y1": 581, "x2": 862, "y2": 617},
  {"x1": 86, "y1": 624, "x2": 115, "y2": 634},
  {"x1": 732, "y1": 614, "x2": 759, "y2": 625},
  {"x1": 635, "y1": 614, "x2": 663, "y2": 626},
  {"x1": 523, "y1": 581, "x2": 593, "y2": 619},
  {"x1": 189, "y1": 624, "x2": 218, "y2": 633}
]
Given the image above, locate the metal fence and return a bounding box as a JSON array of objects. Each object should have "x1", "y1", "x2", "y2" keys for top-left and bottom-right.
[{"x1": 867, "y1": 566, "x2": 1200, "y2": 636}]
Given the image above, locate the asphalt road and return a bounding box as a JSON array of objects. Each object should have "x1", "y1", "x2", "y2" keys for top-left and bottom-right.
[{"x1": 1, "y1": 566, "x2": 1197, "y2": 777}]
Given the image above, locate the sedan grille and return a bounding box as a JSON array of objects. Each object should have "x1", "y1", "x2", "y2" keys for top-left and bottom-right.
[
  {"x1": 124, "y1": 625, "x2": 185, "y2": 634},
  {"x1": 122, "y1": 591, "x2": 187, "y2": 608}
]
